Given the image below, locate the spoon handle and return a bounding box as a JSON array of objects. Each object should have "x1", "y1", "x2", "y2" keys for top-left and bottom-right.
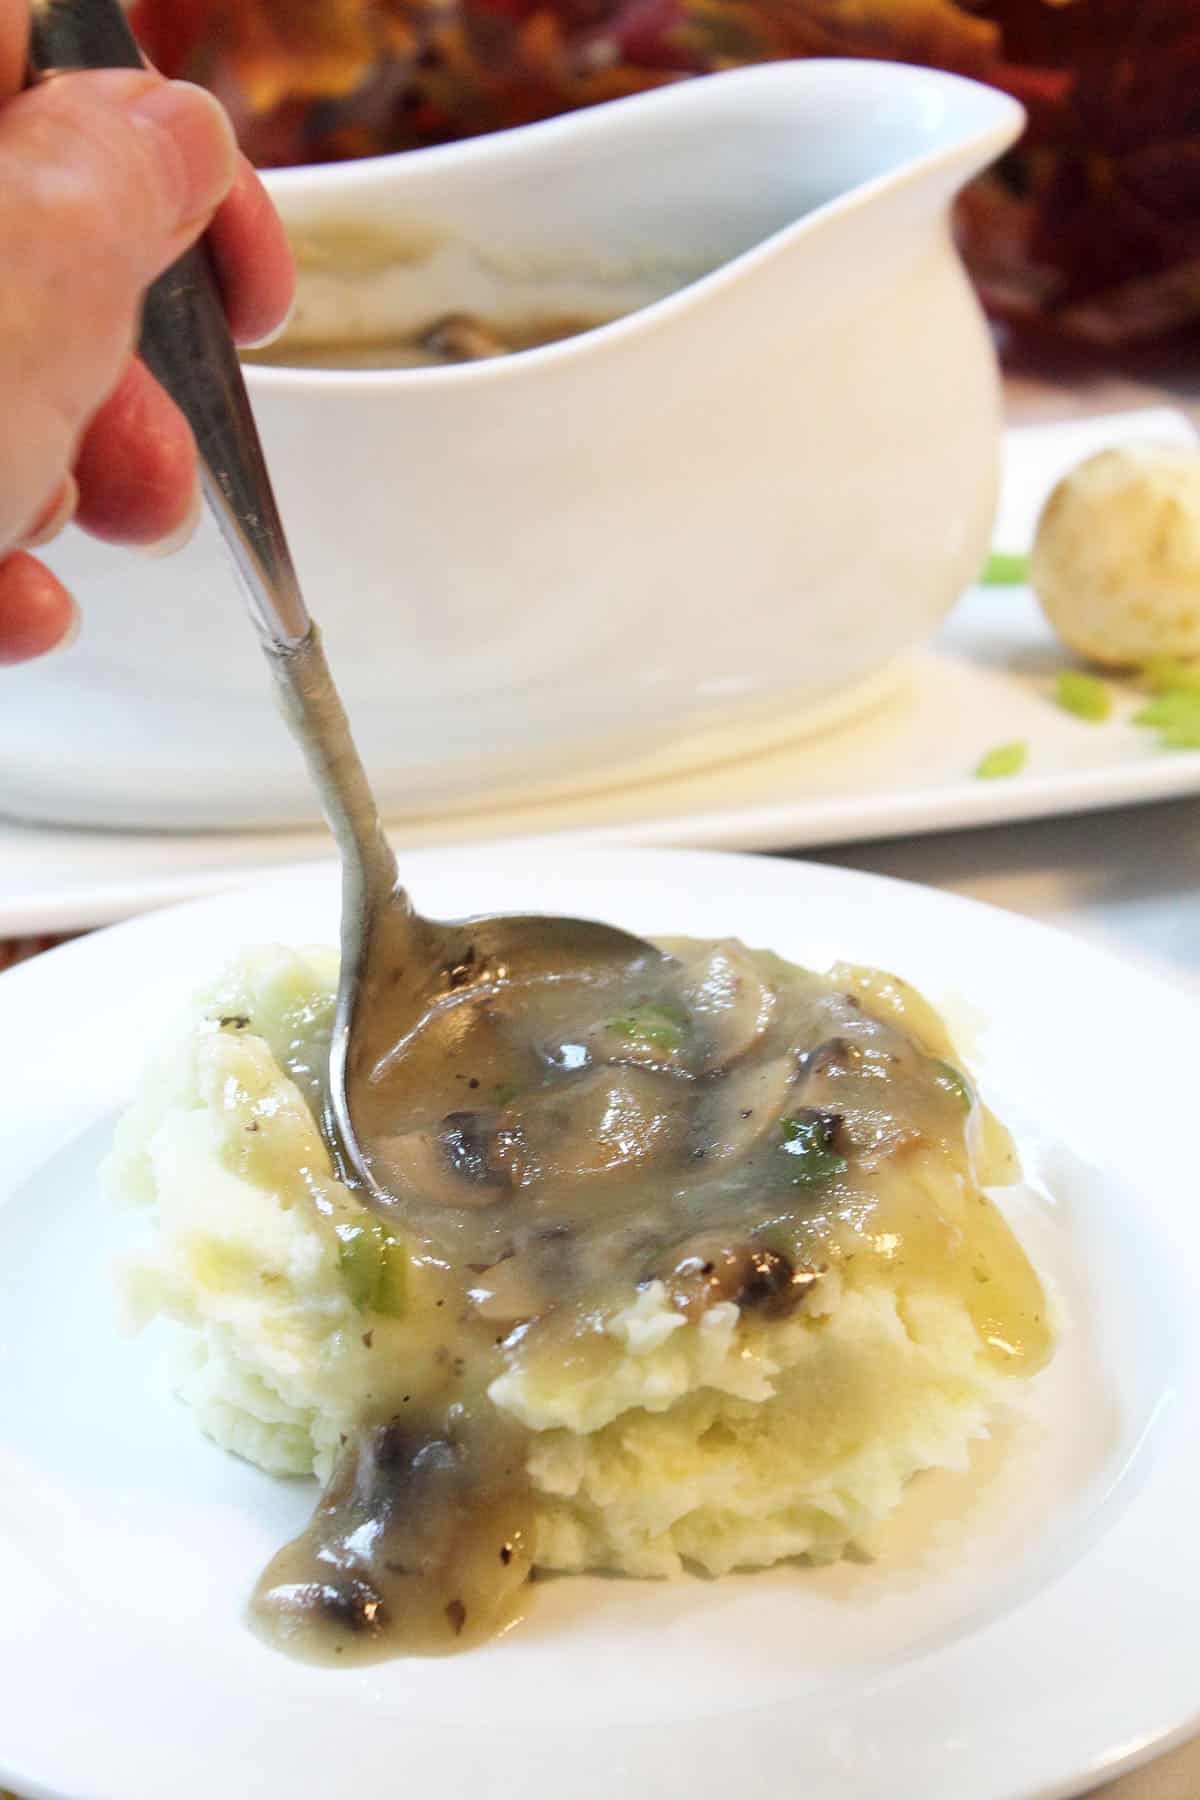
[{"x1": 28, "y1": 0, "x2": 310, "y2": 650}]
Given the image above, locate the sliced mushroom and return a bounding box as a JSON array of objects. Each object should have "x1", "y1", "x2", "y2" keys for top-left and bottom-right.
[
  {"x1": 835, "y1": 1108, "x2": 922, "y2": 1170},
  {"x1": 793, "y1": 1036, "x2": 923, "y2": 1170},
  {"x1": 692, "y1": 1054, "x2": 799, "y2": 1166},
  {"x1": 507, "y1": 1067, "x2": 688, "y2": 1189},
  {"x1": 801, "y1": 1036, "x2": 857, "y2": 1079},
  {"x1": 830, "y1": 961, "x2": 956, "y2": 1060},
  {"x1": 369, "y1": 1110, "x2": 513, "y2": 1209},
  {"x1": 656, "y1": 1234, "x2": 819, "y2": 1322},
  {"x1": 537, "y1": 989, "x2": 694, "y2": 1077},
  {"x1": 581, "y1": 1007, "x2": 693, "y2": 1074},
  {"x1": 420, "y1": 312, "x2": 508, "y2": 362},
  {"x1": 678, "y1": 940, "x2": 776, "y2": 1072},
  {"x1": 440, "y1": 1111, "x2": 508, "y2": 1185},
  {"x1": 466, "y1": 1251, "x2": 545, "y2": 1325},
  {"x1": 796, "y1": 1033, "x2": 900, "y2": 1108}
]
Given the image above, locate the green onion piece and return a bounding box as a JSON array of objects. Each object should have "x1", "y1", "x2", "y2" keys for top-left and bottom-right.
[
  {"x1": 605, "y1": 1004, "x2": 687, "y2": 1052},
  {"x1": 930, "y1": 1058, "x2": 972, "y2": 1110},
  {"x1": 1134, "y1": 690, "x2": 1200, "y2": 749},
  {"x1": 779, "y1": 1115, "x2": 848, "y2": 1187},
  {"x1": 975, "y1": 740, "x2": 1028, "y2": 780},
  {"x1": 336, "y1": 1222, "x2": 377, "y2": 1310},
  {"x1": 1134, "y1": 692, "x2": 1200, "y2": 728},
  {"x1": 1142, "y1": 656, "x2": 1200, "y2": 697},
  {"x1": 336, "y1": 1219, "x2": 406, "y2": 1316},
  {"x1": 1054, "y1": 669, "x2": 1112, "y2": 722},
  {"x1": 377, "y1": 1235, "x2": 406, "y2": 1317},
  {"x1": 980, "y1": 551, "x2": 1029, "y2": 586},
  {"x1": 493, "y1": 1081, "x2": 520, "y2": 1106}
]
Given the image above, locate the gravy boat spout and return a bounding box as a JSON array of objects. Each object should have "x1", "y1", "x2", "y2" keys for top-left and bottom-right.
[
  {"x1": 11, "y1": 61, "x2": 1023, "y2": 831},
  {"x1": 267, "y1": 58, "x2": 1024, "y2": 362}
]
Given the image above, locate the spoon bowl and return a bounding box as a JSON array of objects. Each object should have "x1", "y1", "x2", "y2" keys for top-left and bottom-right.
[{"x1": 327, "y1": 886, "x2": 669, "y2": 1210}]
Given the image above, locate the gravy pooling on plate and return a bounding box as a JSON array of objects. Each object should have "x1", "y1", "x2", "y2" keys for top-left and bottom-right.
[{"x1": 249, "y1": 933, "x2": 1053, "y2": 1662}]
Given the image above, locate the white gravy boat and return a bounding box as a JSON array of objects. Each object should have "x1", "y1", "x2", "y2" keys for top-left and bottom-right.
[{"x1": 6, "y1": 59, "x2": 1022, "y2": 830}]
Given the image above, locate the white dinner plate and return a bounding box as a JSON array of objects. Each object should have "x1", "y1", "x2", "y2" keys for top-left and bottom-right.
[
  {"x1": 2, "y1": 409, "x2": 1197, "y2": 940},
  {"x1": 1, "y1": 845, "x2": 1198, "y2": 1800}
]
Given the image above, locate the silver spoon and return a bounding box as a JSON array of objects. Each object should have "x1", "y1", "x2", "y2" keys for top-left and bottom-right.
[{"x1": 29, "y1": 0, "x2": 668, "y2": 1214}]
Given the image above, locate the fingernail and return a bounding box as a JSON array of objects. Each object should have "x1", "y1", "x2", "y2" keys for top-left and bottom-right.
[
  {"x1": 126, "y1": 81, "x2": 238, "y2": 227},
  {"x1": 141, "y1": 476, "x2": 202, "y2": 559},
  {"x1": 241, "y1": 295, "x2": 297, "y2": 352},
  {"x1": 22, "y1": 474, "x2": 78, "y2": 550}
]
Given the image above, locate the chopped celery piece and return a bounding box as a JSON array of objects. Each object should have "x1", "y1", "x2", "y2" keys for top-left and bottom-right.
[
  {"x1": 1054, "y1": 670, "x2": 1112, "y2": 722},
  {"x1": 1134, "y1": 691, "x2": 1200, "y2": 749},
  {"x1": 1142, "y1": 656, "x2": 1200, "y2": 697},
  {"x1": 336, "y1": 1219, "x2": 406, "y2": 1316},
  {"x1": 376, "y1": 1236, "x2": 407, "y2": 1317},
  {"x1": 975, "y1": 741, "x2": 1028, "y2": 780},
  {"x1": 605, "y1": 1003, "x2": 687, "y2": 1052},
  {"x1": 779, "y1": 1114, "x2": 848, "y2": 1187},
  {"x1": 930, "y1": 1058, "x2": 972, "y2": 1110},
  {"x1": 1135, "y1": 692, "x2": 1200, "y2": 728},
  {"x1": 335, "y1": 1223, "x2": 377, "y2": 1310},
  {"x1": 980, "y1": 551, "x2": 1029, "y2": 586}
]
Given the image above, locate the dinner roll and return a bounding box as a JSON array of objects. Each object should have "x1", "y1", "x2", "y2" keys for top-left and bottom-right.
[{"x1": 1031, "y1": 443, "x2": 1200, "y2": 666}]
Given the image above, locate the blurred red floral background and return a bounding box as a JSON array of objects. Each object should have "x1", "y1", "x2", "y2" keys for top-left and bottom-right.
[{"x1": 131, "y1": 0, "x2": 1200, "y2": 349}]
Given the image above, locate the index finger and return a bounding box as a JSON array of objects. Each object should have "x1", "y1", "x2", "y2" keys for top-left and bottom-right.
[
  {"x1": 210, "y1": 157, "x2": 295, "y2": 346},
  {"x1": 0, "y1": 2, "x2": 29, "y2": 97}
]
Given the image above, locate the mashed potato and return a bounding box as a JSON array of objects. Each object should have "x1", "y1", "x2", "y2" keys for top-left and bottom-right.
[{"x1": 108, "y1": 943, "x2": 1053, "y2": 1652}]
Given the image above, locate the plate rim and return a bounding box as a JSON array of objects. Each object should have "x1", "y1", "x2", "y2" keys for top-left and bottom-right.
[{"x1": 5, "y1": 741, "x2": 1200, "y2": 940}]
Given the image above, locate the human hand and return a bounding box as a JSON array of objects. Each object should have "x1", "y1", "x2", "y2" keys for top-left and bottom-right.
[{"x1": 0, "y1": 6, "x2": 294, "y2": 664}]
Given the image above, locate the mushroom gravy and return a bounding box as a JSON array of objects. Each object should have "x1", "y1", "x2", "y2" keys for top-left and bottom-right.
[
  {"x1": 250, "y1": 924, "x2": 1052, "y2": 1664},
  {"x1": 243, "y1": 309, "x2": 611, "y2": 370}
]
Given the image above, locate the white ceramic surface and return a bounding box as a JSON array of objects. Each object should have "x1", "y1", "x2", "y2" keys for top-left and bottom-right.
[
  {"x1": 1, "y1": 847, "x2": 1199, "y2": 1800},
  {"x1": 4, "y1": 409, "x2": 1196, "y2": 940},
  {"x1": 1, "y1": 61, "x2": 1022, "y2": 830}
]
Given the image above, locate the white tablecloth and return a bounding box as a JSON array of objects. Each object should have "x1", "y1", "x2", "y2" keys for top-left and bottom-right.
[{"x1": 817, "y1": 793, "x2": 1200, "y2": 1002}]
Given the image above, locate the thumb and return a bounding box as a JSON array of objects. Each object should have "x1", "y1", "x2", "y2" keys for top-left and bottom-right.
[{"x1": 0, "y1": 69, "x2": 237, "y2": 547}]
